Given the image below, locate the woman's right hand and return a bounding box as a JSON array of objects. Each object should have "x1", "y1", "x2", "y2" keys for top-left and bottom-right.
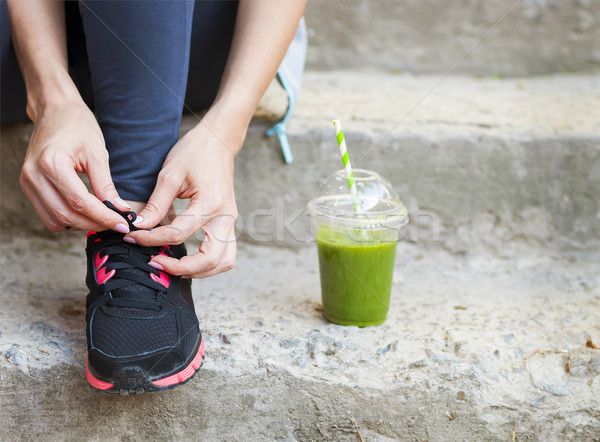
[
  {"x1": 8, "y1": 0, "x2": 130, "y2": 232},
  {"x1": 19, "y1": 98, "x2": 132, "y2": 232}
]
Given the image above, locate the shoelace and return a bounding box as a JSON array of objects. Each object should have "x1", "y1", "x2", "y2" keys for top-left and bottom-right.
[
  {"x1": 90, "y1": 201, "x2": 170, "y2": 312},
  {"x1": 103, "y1": 200, "x2": 141, "y2": 232}
]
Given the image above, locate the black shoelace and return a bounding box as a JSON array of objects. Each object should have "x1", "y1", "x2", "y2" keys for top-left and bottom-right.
[{"x1": 92, "y1": 201, "x2": 168, "y2": 313}]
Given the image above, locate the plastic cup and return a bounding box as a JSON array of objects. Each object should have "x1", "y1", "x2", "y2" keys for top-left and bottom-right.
[{"x1": 307, "y1": 169, "x2": 408, "y2": 327}]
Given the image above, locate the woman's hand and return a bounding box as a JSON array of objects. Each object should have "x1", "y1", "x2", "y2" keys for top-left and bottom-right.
[
  {"x1": 20, "y1": 99, "x2": 133, "y2": 232},
  {"x1": 8, "y1": 0, "x2": 130, "y2": 232},
  {"x1": 127, "y1": 115, "x2": 241, "y2": 278},
  {"x1": 125, "y1": 0, "x2": 305, "y2": 278}
]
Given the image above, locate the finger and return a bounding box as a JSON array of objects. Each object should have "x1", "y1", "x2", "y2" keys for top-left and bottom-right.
[
  {"x1": 86, "y1": 156, "x2": 131, "y2": 212},
  {"x1": 46, "y1": 157, "x2": 129, "y2": 232},
  {"x1": 191, "y1": 244, "x2": 237, "y2": 278},
  {"x1": 133, "y1": 170, "x2": 181, "y2": 229},
  {"x1": 151, "y1": 218, "x2": 236, "y2": 277},
  {"x1": 129, "y1": 199, "x2": 207, "y2": 246},
  {"x1": 152, "y1": 244, "x2": 235, "y2": 278},
  {"x1": 25, "y1": 175, "x2": 108, "y2": 231},
  {"x1": 20, "y1": 179, "x2": 63, "y2": 231}
]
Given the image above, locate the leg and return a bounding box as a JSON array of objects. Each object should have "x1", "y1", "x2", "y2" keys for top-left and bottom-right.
[
  {"x1": 1, "y1": 1, "x2": 94, "y2": 124},
  {"x1": 78, "y1": 0, "x2": 195, "y2": 204}
]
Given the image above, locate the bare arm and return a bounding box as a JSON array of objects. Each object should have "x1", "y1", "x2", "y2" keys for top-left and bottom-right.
[
  {"x1": 132, "y1": 0, "x2": 307, "y2": 277},
  {"x1": 208, "y1": 0, "x2": 307, "y2": 142},
  {"x1": 8, "y1": 0, "x2": 76, "y2": 121},
  {"x1": 8, "y1": 0, "x2": 130, "y2": 232}
]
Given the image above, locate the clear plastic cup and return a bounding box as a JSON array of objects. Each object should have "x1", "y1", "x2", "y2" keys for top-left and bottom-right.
[{"x1": 307, "y1": 169, "x2": 408, "y2": 326}]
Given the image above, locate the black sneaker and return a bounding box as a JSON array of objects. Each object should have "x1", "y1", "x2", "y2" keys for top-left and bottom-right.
[{"x1": 85, "y1": 205, "x2": 203, "y2": 394}]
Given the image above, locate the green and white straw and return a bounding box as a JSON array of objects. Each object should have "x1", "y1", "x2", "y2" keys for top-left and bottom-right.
[{"x1": 333, "y1": 120, "x2": 361, "y2": 213}]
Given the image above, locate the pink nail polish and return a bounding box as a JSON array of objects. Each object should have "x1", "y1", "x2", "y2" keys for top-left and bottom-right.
[
  {"x1": 133, "y1": 215, "x2": 144, "y2": 225},
  {"x1": 115, "y1": 223, "x2": 129, "y2": 233},
  {"x1": 148, "y1": 262, "x2": 164, "y2": 271},
  {"x1": 123, "y1": 236, "x2": 136, "y2": 244},
  {"x1": 115, "y1": 197, "x2": 132, "y2": 209}
]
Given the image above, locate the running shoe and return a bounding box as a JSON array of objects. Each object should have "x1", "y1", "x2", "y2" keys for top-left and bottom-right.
[{"x1": 85, "y1": 203, "x2": 203, "y2": 394}]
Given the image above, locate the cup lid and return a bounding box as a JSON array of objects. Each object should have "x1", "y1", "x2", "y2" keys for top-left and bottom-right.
[{"x1": 307, "y1": 169, "x2": 408, "y2": 230}]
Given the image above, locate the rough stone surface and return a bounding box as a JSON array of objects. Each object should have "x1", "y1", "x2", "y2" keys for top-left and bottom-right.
[
  {"x1": 0, "y1": 234, "x2": 599, "y2": 440},
  {"x1": 567, "y1": 347, "x2": 600, "y2": 377},
  {"x1": 304, "y1": 0, "x2": 600, "y2": 76},
  {"x1": 246, "y1": 72, "x2": 600, "y2": 250}
]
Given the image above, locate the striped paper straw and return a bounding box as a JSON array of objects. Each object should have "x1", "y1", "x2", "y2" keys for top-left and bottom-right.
[{"x1": 333, "y1": 120, "x2": 361, "y2": 213}]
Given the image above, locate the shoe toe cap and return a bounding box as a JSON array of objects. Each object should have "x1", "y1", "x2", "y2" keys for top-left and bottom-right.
[
  {"x1": 88, "y1": 346, "x2": 187, "y2": 383},
  {"x1": 90, "y1": 308, "x2": 179, "y2": 357}
]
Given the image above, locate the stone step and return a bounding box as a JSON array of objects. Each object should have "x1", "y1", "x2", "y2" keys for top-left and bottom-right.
[
  {"x1": 2, "y1": 71, "x2": 599, "y2": 252},
  {"x1": 1, "y1": 235, "x2": 598, "y2": 439},
  {"x1": 304, "y1": 0, "x2": 600, "y2": 76},
  {"x1": 230, "y1": 71, "x2": 600, "y2": 252}
]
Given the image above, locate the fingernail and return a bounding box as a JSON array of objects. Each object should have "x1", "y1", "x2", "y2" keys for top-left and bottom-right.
[
  {"x1": 123, "y1": 236, "x2": 136, "y2": 244},
  {"x1": 148, "y1": 262, "x2": 164, "y2": 271},
  {"x1": 133, "y1": 215, "x2": 144, "y2": 225},
  {"x1": 115, "y1": 197, "x2": 132, "y2": 209},
  {"x1": 115, "y1": 223, "x2": 129, "y2": 233}
]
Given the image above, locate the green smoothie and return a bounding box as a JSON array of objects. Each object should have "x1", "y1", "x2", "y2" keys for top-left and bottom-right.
[{"x1": 316, "y1": 227, "x2": 397, "y2": 326}]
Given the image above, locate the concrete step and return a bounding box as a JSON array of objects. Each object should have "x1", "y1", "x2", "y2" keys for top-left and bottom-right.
[
  {"x1": 304, "y1": 0, "x2": 600, "y2": 76},
  {"x1": 2, "y1": 71, "x2": 599, "y2": 253},
  {"x1": 237, "y1": 71, "x2": 600, "y2": 252},
  {"x1": 1, "y1": 235, "x2": 599, "y2": 439}
]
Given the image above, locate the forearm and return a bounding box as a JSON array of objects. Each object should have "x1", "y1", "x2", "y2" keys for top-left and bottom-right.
[
  {"x1": 7, "y1": 0, "x2": 81, "y2": 122},
  {"x1": 204, "y1": 0, "x2": 306, "y2": 151}
]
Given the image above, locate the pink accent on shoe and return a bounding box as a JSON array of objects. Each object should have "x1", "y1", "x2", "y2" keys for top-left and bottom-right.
[
  {"x1": 152, "y1": 340, "x2": 205, "y2": 387},
  {"x1": 95, "y1": 251, "x2": 115, "y2": 284},
  {"x1": 87, "y1": 231, "x2": 102, "y2": 242},
  {"x1": 150, "y1": 271, "x2": 170, "y2": 288},
  {"x1": 86, "y1": 358, "x2": 114, "y2": 390},
  {"x1": 94, "y1": 252, "x2": 108, "y2": 270},
  {"x1": 96, "y1": 267, "x2": 116, "y2": 284}
]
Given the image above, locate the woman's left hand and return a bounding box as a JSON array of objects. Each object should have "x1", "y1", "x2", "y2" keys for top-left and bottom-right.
[{"x1": 126, "y1": 115, "x2": 242, "y2": 278}]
